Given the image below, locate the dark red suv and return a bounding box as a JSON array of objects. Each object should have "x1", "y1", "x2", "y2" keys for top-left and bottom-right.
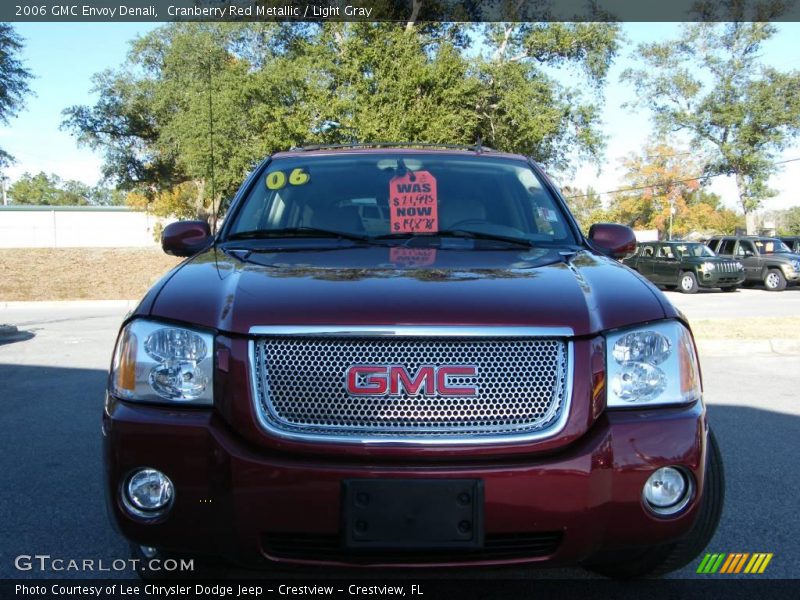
[{"x1": 104, "y1": 145, "x2": 724, "y2": 579}]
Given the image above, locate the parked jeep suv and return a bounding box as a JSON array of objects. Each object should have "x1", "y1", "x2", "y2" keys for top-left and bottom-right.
[
  {"x1": 624, "y1": 241, "x2": 744, "y2": 293},
  {"x1": 104, "y1": 145, "x2": 723, "y2": 579},
  {"x1": 706, "y1": 235, "x2": 800, "y2": 291}
]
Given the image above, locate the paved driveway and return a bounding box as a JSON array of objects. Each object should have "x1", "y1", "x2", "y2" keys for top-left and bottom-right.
[{"x1": 665, "y1": 286, "x2": 800, "y2": 320}]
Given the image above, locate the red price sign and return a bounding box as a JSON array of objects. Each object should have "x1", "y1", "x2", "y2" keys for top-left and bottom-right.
[{"x1": 389, "y1": 171, "x2": 438, "y2": 234}]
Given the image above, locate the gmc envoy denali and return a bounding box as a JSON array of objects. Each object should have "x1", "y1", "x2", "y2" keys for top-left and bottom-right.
[{"x1": 104, "y1": 144, "x2": 724, "y2": 579}]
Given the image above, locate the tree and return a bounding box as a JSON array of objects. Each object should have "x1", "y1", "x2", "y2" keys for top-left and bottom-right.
[
  {"x1": 622, "y1": 21, "x2": 800, "y2": 234},
  {"x1": 608, "y1": 143, "x2": 701, "y2": 238},
  {"x1": 89, "y1": 185, "x2": 126, "y2": 206},
  {"x1": 126, "y1": 181, "x2": 206, "y2": 220},
  {"x1": 0, "y1": 24, "x2": 33, "y2": 167},
  {"x1": 605, "y1": 142, "x2": 743, "y2": 238},
  {"x1": 561, "y1": 185, "x2": 606, "y2": 233},
  {"x1": 8, "y1": 172, "x2": 69, "y2": 205},
  {"x1": 306, "y1": 23, "x2": 482, "y2": 150},
  {"x1": 7, "y1": 171, "x2": 120, "y2": 206},
  {"x1": 63, "y1": 23, "x2": 322, "y2": 218},
  {"x1": 62, "y1": 21, "x2": 620, "y2": 219},
  {"x1": 479, "y1": 22, "x2": 620, "y2": 169},
  {"x1": 772, "y1": 206, "x2": 800, "y2": 235}
]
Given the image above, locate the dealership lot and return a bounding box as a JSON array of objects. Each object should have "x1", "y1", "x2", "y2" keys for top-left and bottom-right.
[
  {"x1": 664, "y1": 285, "x2": 800, "y2": 320},
  {"x1": 0, "y1": 293, "x2": 798, "y2": 580}
]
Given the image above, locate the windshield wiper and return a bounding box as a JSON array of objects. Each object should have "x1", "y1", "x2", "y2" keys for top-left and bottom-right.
[
  {"x1": 228, "y1": 227, "x2": 540, "y2": 249},
  {"x1": 226, "y1": 227, "x2": 372, "y2": 244},
  {"x1": 376, "y1": 229, "x2": 536, "y2": 248}
]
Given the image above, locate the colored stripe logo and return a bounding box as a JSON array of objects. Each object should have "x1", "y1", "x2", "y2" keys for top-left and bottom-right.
[{"x1": 697, "y1": 553, "x2": 773, "y2": 574}]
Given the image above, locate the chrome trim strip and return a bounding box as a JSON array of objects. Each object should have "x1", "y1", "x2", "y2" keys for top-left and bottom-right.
[
  {"x1": 248, "y1": 325, "x2": 574, "y2": 337},
  {"x1": 247, "y1": 337, "x2": 574, "y2": 447}
]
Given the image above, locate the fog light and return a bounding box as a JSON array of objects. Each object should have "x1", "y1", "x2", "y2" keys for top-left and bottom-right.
[
  {"x1": 643, "y1": 467, "x2": 692, "y2": 516},
  {"x1": 123, "y1": 468, "x2": 174, "y2": 519},
  {"x1": 139, "y1": 546, "x2": 159, "y2": 559}
]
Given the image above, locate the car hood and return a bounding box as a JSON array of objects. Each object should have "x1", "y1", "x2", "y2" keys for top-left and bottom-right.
[
  {"x1": 684, "y1": 255, "x2": 738, "y2": 264},
  {"x1": 145, "y1": 245, "x2": 674, "y2": 337}
]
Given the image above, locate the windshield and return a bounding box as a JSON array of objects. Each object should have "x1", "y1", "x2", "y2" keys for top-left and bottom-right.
[
  {"x1": 226, "y1": 154, "x2": 577, "y2": 246},
  {"x1": 755, "y1": 238, "x2": 791, "y2": 254},
  {"x1": 674, "y1": 243, "x2": 715, "y2": 258}
]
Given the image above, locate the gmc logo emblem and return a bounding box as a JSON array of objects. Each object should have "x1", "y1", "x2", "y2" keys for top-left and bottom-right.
[{"x1": 346, "y1": 365, "x2": 479, "y2": 397}]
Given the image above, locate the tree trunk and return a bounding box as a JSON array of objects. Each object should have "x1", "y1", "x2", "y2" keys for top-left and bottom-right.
[
  {"x1": 735, "y1": 172, "x2": 756, "y2": 235},
  {"x1": 195, "y1": 179, "x2": 210, "y2": 223},
  {"x1": 405, "y1": 0, "x2": 422, "y2": 32}
]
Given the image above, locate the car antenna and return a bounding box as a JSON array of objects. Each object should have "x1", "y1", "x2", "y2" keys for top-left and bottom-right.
[
  {"x1": 207, "y1": 56, "x2": 218, "y2": 238},
  {"x1": 206, "y1": 55, "x2": 225, "y2": 281}
]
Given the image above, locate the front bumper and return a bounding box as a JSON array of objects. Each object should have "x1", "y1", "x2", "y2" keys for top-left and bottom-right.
[
  {"x1": 697, "y1": 270, "x2": 745, "y2": 287},
  {"x1": 782, "y1": 267, "x2": 800, "y2": 283},
  {"x1": 103, "y1": 396, "x2": 708, "y2": 568}
]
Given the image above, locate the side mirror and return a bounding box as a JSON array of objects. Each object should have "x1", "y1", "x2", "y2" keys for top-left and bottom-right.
[
  {"x1": 588, "y1": 223, "x2": 637, "y2": 259},
  {"x1": 161, "y1": 220, "x2": 213, "y2": 257}
]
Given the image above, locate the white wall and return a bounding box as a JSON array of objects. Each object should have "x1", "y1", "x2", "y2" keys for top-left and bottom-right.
[
  {"x1": 0, "y1": 208, "x2": 173, "y2": 248},
  {"x1": 633, "y1": 229, "x2": 659, "y2": 242}
]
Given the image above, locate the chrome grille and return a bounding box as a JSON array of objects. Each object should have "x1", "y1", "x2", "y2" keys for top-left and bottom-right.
[{"x1": 251, "y1": 334, "x2": 570, "y2": 442}]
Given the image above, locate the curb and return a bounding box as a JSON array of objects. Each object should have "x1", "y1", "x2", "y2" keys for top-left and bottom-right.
[
  {"x1": 696, "y1": 339, "x2": 800, "y2": 357},
  {"x1": 0, "y1": 300, "x2": 138, "y2": 310}
]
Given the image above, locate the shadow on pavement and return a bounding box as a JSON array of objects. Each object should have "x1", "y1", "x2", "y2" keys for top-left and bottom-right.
[{"x1": 0, "y1": 329, "x2": 35, "y2": 346}]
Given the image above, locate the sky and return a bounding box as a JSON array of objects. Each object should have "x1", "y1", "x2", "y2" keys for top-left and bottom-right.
[{"x1": 1, "y1": 21, "x2": 799, "y2": 214}]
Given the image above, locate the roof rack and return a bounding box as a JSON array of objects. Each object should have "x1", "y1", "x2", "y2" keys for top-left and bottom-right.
[{"x1": 291, "y1": 141, "x2": 494, "y2": 153}]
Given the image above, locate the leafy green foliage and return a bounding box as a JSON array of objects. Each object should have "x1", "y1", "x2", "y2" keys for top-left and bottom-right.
[
  {"x1": 0, "y1": 24, "x2": 33, "y2": 167},
  {"x1": 8, "y1": 171, "x2": 123, "y2": 206},
  {"x1": 561, "y1": 185, "x2": 605, "y2": 233},
  {"x1": 62, "y1": 22, "x2": 620, "y2": 219},
  {"x1": 622, "y1": 22, "x2": 800, "y2": 231},
  {"x1": 774, "y1": 206, "x2": 800, "y2": 235}
]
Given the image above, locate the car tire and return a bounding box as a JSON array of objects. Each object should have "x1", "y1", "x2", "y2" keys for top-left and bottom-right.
[
  {"x1": 679, "y1": 271, "x2": 699, "y2": 294},
  {"x1": 764, "y1": 269, "x2": 786, "y2": 291},
  {"x1": 583, "y1": 428, "x2": 725, "y2": 579}
]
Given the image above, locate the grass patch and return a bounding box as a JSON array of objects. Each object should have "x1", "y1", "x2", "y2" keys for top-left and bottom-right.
[
  {"x1": 691, "y1": 317, "x2": 800, "y2": 340},
  {"x1": 0, "y1": 248, "x2": 182, "y2": 301}
]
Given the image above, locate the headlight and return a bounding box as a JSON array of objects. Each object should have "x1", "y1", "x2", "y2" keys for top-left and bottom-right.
[
  {"x1": 700, "y1": 262, "x2": 715, "y2": 272},
  {"x1": 110, "y1": 320, "x2": 214, "y2": 405},
  {"x1": 791, "y1": 260, "x2": 800, "y2": 272},
  {"x1": 606, "y1": 321, "x2": 701, "y2": 408}
]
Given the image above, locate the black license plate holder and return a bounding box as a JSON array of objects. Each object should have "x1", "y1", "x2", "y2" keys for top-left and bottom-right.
[{"x1": 342, "y1": 479, "x2": 484, "y2": 550}]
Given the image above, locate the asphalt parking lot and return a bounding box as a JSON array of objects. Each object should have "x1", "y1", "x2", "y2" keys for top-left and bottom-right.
[
  {"x1": 0, "y1": 291, "x2": 798, "y2": 581},
  {"x1": 664, "y1": 284, "x2": 800, "y2": 320}
]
